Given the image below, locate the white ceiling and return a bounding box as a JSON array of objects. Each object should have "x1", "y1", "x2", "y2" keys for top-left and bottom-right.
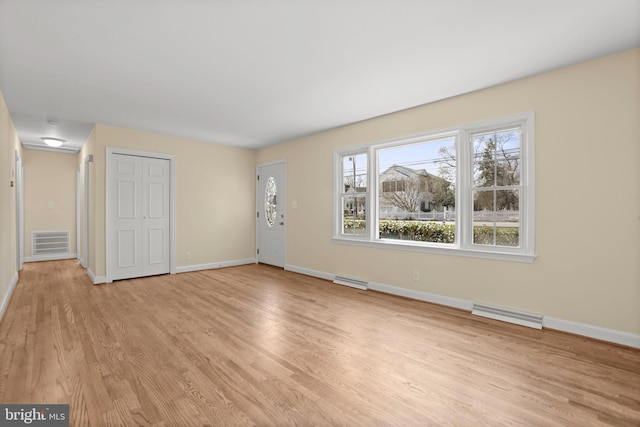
[{"x1": 1, "y1": 1, "x2": 639, "y2": 151}]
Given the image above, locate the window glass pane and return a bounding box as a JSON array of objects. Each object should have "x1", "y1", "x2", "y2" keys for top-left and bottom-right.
[
  {"x1": 378, "y1": 137, "x2": 456, "y2": 243},
  {"x1": 496, "y1": 160, "x2": 520, "y2": 186},
  {"x1": 264, "y1": 177, "x2": 277, "y2": 227},
  {"x1": 473, "y1": 129, "x2": 520, "y2": 187},
  {"x1": 473, "y1": 189, "x2": 520, "y2": 247},
  {"x1": 341, "y1": 153, "x2": 367, "y2": 236},
  {"x1": 473, "y1": 133, "x2": 495, "y2": 187},
  {"x1": 495, "y1": 225, "x2": 519, "y2": 247},
  {"x1": 496, "y1": 188, "x2": 519, "y2": 211},
  {"x1": 495, "y1": 129, "x2": 520, "y2": 160},
  {"x1": 472, "y1": 127, "x2": 521, "y2": 248},
  {"x1": 343, "y1": 153, "x2": 367, "y2": 193},
  {"x1": 342, "y1": 195, "x2": 366, "y2": 235}
]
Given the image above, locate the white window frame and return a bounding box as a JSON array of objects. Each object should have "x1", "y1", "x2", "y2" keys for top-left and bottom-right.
[
  {"x1": 335, "y1": 148, "x2": 370, "y2": 237},
  {"x1": 333, "y1": 112, "x2": 535, "y2": 263}
]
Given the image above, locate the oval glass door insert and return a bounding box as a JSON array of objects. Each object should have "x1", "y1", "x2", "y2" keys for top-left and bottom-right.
[{"x1": 265, "y1": 176, "x2": 277, "y2": 227}]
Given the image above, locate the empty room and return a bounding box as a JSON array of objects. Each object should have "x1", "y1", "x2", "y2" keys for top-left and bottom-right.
[{"x1": 1, "y1": 1, "x2": 639, "y2": 426}]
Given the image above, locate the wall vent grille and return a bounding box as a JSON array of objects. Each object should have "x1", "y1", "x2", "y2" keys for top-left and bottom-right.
[
  {"x1": 333, "y1": 275, "x2": 368, "y2": 290},
  {"x1": 32, "y1": 231, "x2": 70, "y2": 256},
  {"x1": 472, "y1": 302, "x2": 543, "y2": 329}
]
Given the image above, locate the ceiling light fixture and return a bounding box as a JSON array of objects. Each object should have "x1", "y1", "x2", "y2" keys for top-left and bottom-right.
[{"x1": 41, "y1": 137, "x2": 65, "y2": 148}]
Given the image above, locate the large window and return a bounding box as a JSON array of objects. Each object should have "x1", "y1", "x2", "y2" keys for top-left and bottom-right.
[{"x1": 334, "y1": 113, "x2": 535, "y2": 262}]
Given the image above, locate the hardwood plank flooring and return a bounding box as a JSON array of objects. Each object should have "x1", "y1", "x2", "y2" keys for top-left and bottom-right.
[{"x1": 0, "y1": 260, "x2": 638, "y2": 426}]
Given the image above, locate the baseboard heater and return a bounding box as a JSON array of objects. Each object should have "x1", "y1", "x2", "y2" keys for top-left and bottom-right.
[
  {"x1": 333, "y1": 275, "x2": 368, "y2": 290},
  {"x1": 472, "y1": 302, "x2": 543, "y2": 330}
]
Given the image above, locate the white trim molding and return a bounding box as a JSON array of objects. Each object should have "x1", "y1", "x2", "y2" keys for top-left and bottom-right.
[
  {"x1": 88, "y1": 268, "x2": 106, "y2": 285},
  {"x1": 0, "y1": 273, "x2": 19, "y2": 322},
  {"x1": 83, "y1": 154, "x2": 92, "y2": 272},
  {"x1": 176, "y1": 258, "x2": 256, "y2": 274},
  {"x1": 285, "y1": 265, "x2": 334, "y2": 281},
  {"x1": 24, "y1": 253, "x2": 78, "y2": 263},
  {"x1": 543, "y1": 316, "x2": 640, "y2": 349},
  {"x1": 284, "y1": 264, "x2": 640, "y2": 349},
  {"x1": 368, "y1": 280, "x2": 472, "y2": 311},
  {"x1": 15, "y1": 150, "x2": 24, "y2": 273}
]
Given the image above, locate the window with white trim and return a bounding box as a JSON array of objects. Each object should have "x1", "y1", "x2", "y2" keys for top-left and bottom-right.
[
  {"x1": 334, "y1": 113, "x2": 535, "y2": 262},
  {"x1": 338, "y1": 152, "x2": 368, "y2": 236}
]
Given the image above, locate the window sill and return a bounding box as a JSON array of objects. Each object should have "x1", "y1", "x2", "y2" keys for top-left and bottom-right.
[{"x1": 332, "y1": 236, "x2": 536, "y2": 263}]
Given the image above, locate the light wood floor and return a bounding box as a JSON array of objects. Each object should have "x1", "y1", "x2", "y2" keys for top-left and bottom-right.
[{"x1": 1, "y1": 260, "x2": 638, "y2": 426}]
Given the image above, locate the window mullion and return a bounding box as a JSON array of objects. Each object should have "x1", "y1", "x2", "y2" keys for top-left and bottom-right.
[
  {"x1": 368, "y1": 145, "x2": 377, "y2": 241},
  {"x1": 457, "y1": 131, "x2": 471, "y2": 249},
  {"x1": 334, "y1": 151, "x2": 342, "y2": 237}
]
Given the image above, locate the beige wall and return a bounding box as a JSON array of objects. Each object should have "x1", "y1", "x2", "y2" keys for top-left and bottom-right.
[
  {"x1": 0, "y1": 89, "x2": 21, "y2": 314},
  {"x1": 85, "y1": 124, "x2": 257, "y2": 278},
  {"x1": 23, "y1": 150, "x2": 77, "y2": 257},
  {"x1": 257, "y1": 49, "x2": 640, "y2": 334}
]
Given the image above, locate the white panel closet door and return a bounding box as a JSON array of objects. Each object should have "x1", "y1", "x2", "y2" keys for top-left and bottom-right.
[
  {"x1": 111, "y1": 154, "x2": 143, "y2": 280},
  {"x1": 142, "y1": 157, "x2": 170, "y2": 276},
  {"x1": 110, "y1": 154, "x2": 170, "y2": 281}
]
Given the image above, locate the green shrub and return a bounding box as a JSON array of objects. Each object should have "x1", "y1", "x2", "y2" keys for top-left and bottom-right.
[
  {"x1": 379, "y1": 221, "x2": 518, "y2": 246},
  {"x1": 473, "y1": 225, "x2": 519, "y2": 246},
  {"x1": 379, "y1": 221, "x2": 455, "y2": 243},
  {"x1": 343, "y1": 219, "x2": 366, "y2": 230},
  {"x1": 345, "y1": 220, "x2": 518, "y2": 246}
]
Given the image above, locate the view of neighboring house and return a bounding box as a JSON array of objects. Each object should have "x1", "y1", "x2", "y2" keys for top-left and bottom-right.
[
  {"x1": 343, "y1": 182, "x2": 367, "y2": 219},
  {"x1": 379, "y1": 165, "x2": 452, "y2": 218}
]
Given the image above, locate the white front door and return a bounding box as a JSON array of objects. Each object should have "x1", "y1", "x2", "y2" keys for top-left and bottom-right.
[
  {"x1": 110, "y1": 154, "x2": 170, "y2": 281},
  {"x1": 257, "y1": 161, "x2": 286, "y2": 267}
]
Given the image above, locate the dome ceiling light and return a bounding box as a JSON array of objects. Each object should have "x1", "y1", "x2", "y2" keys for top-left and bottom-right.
[{"x1": 41, "y1": 137, "x2": 65, "y2": 148}]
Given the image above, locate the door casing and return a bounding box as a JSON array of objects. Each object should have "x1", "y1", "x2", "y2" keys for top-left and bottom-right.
[{"x1": 15, "y1": 150, "x2": 23, "y2": 272}]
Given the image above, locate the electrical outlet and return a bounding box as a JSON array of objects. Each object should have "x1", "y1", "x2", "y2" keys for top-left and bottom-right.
[
  {"x1": 413, "y1": 271, "x2": 419, "y2": 281},
  {"x1": 186, "y1": 251, "x2": 192, "y2": 260}
]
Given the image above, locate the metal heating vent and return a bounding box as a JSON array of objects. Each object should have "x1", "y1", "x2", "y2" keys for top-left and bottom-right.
[
  {"x1": 32, "y1": 231, "x2": 70, "y2": 256},
  {"x1": 333, "y1": 275, "x2": 368, "y2": 290},
  {"x1": 472, "y1": 302, "x2": 543, "y2": 330}
]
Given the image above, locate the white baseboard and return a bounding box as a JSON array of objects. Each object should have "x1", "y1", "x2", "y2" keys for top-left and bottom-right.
[
  {"x1": 543, "y1": 316, "x2": 640, "y2": 349},
  {"x1": 89, "y1": 258, "x2": 257, "y2": 284},
  {"x1": 285, "y1": 264, "x2": 334, "y2": 281},
  {"x1": 284, "y1": 264, "x2": 640, "y2": 349},
  {"x1": 0, "y1": 272, "x2": 19, "y2": 322},
  {"x1": 88, "y1": 268, "x2": 106, "y2": 285},
  {"x1": 25, "y1": 253, "x2": 77, "y2": 263},
  {"x1": 176, "y1": 258, "x2": 256, "y2": 274},
  {"x1": 368, "y1": 280, "x2": 473, "y2": 311}
]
